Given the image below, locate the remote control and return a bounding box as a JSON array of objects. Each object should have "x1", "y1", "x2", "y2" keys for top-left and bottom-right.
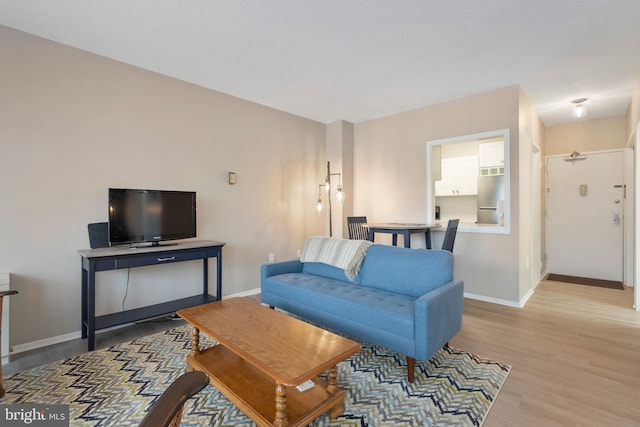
[{"x1": 296, "y1": 379, "x2": 315, "y2": 392}]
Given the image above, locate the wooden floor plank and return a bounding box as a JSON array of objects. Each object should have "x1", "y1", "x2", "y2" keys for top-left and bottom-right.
[{"x1": 451, "y1": 280, "x2": 640, "y2": 426}]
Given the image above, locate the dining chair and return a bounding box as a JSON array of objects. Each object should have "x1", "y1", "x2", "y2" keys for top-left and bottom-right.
[
  {"x1": 139, "y1": 370, "x2": 209, "y2": 427},
  {"x1": 347, "y1": 216, "x2": 369, "y2": 240},
  {"x1": 441, "y1": 219, "x2": 459, "y2": 252}
]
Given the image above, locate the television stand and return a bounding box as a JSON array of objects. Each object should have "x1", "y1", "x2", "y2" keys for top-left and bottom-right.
[{"x1": 78, "y1": 240, "x2": 225, "y2": 351}]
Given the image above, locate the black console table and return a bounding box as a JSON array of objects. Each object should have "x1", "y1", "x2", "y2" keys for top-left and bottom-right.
[{"x1": 79, "y1": 240, "x2": 225, "y2": 351}]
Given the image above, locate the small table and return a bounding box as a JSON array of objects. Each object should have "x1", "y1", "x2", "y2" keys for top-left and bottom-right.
[
  {"x1": 177, "y1": 298, "x2": 361, "y2": 427},
  {"x1": 79, "y1": 240, "x2": 224, "y2": 351},
  {"x1": 366, "y1": 223, "x2": 441, "y2": 249}
]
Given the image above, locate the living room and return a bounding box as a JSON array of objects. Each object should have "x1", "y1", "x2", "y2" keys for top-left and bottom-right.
[{"x1": 1, "y1": 2, "x2": 640, "y2": 426}]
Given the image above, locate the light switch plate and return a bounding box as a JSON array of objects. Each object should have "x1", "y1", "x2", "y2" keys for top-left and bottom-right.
[
  {"x1": 228, "y1": 172, "x2": 237, "y2": 185},
  {"x1": 579, "y1": 184, "x2": 587, "y2": 196}
]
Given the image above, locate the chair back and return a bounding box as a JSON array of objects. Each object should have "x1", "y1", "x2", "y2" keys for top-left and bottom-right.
[
  {"x1": 139, "y1": 371, "x2": 209, "y2": 427},
  {"x1": 442, "y1": 219, "x2": 459, "y2": 252},
  {"x1": 347, "y1": 216, "x2": 369, "y2": 240}
]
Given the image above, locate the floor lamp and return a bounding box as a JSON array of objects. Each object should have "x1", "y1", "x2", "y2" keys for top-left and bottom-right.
[{"x1": 316, "y1": 161, "x2": 344, "y2": 237}]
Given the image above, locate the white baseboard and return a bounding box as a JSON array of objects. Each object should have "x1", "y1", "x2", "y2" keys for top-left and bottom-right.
[
  {"x1": 10, "y1": 288, "x2": 263, "y2": 356},
  {"x1": 464, "y1": 289, "x2": 534, "y2": 309},
  {"x1": 12, "y1": 331, "x2": 81, "y2": 355}
]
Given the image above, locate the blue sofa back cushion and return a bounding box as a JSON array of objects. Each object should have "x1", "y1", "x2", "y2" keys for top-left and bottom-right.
[
  {"x1": 359, "y1": 245, "x2": 453, "y2": 297},
  {"x1": 302, "y1": 262, "x2": 362, "y2": 284}
]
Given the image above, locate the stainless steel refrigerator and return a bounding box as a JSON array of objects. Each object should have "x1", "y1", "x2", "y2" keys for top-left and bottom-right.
[{"x1": 477, "y1": 174, "x2": 504, "y2": 224}]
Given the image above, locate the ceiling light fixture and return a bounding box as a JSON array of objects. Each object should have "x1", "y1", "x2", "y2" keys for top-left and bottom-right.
[{"x1": 571, "y1": 98, "x2": 588, "y2": 119}]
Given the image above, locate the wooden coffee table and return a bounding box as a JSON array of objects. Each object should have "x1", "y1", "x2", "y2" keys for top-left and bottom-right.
[{"x1": 177, "y1": 298, "x2": 361, "y2": 427}]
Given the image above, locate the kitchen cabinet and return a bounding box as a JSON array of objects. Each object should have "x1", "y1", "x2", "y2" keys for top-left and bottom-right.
[
  {"x1": 435, "y1": 156, "x2": 478, "y2": 196},
  {"x1": 479, "y1": 141, "x2": 504, "y2": 167}
]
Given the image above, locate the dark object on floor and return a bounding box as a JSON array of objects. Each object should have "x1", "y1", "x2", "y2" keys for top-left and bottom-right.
[
  {"x1": 546, "y1": 273, "x2": 625, "y2": 290},
  {"x1": 139, "y1": 370, "x2": 209, "y2": 427}
]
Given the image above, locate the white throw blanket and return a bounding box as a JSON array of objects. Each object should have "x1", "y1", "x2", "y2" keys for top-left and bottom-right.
[{"x1": 300, "y1": 237, "x2": 372, "y2": 281}]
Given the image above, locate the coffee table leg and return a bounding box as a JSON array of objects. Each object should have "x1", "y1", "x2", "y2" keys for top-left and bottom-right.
[
  {"x1": 191, "y1": 327, "x2": 200, "y2": 356},
  {"x1": 274, "y1": 383, "x2": 288, "y2": 427},
  {"x1": 327, "y1": 366, "x2": 338, "y2": 394}
]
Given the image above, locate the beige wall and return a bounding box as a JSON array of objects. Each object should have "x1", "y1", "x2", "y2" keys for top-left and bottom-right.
[
  {"x1": 0, "y1": 26, "x2": 325, "y2": 347},
  {"x1": 546, "y1": 116, "x2": 627, "y2": 156},
  {"x1": 353, "y1": 86, "x2": 523, "y2": 303}
]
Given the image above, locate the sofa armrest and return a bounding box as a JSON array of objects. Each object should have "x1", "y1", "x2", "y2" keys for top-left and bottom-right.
[
  {"x1": 413, "y1": 279, "x2": 464, "y2": 359},
  {"x1": 260, "y1": 260, "x2": 303, "y2": 281}
]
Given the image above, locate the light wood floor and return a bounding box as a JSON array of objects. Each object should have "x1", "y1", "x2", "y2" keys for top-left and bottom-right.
[
  {"x1": 4, "y1": 281, "x2": 639, "y2": 426},
  {"x1": 452, "y1": 280, "x2": 640, "y2": 427}
]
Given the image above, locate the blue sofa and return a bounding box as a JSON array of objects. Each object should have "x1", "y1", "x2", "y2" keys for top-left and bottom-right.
[{"x1": 260, "y1": 243, "x2": 464, "y2": 382}]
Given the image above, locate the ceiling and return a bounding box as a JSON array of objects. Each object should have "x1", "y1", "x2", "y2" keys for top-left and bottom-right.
[{"x1": 1, "y1": 0, "x2": 639, "y2": 126}]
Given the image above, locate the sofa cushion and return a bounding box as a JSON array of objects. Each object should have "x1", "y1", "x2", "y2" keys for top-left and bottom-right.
[
  {"x1": 263, "y1": 272, "x2": 414, "y2": 339},
  {"x1": 358, "y1": 245, "x2": 453, "y2": 298}
]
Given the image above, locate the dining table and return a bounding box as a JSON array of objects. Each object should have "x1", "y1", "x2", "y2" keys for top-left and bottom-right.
[{"x1": 365, "y1": 222, "x2": 442, "y2": 249}]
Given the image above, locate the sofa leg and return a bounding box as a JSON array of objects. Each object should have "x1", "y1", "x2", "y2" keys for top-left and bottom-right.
[
  {"x1": 407, "y1": 356, "x2": 415, "y2": 383},
  {"x1": 268, "y1": 305, "x2": 274, "y2": 310}
]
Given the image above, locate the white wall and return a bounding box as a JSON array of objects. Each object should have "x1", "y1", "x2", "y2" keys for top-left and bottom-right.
[
  {"x1": 0, "y1": 26, "x2": 326, "y2": 347},
  {"x1": 353, "y1": 86, "x2": 523, "y2": 303}
]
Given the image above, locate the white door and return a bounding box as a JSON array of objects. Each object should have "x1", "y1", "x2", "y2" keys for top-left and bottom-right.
[{"x1": 546, "y1": 150, "x2": 625, "y2": 282}]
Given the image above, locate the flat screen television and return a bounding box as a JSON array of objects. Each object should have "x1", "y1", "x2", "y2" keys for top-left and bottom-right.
[{"x1": 108, "y1": 188, "x2": 196, "y2": 246}]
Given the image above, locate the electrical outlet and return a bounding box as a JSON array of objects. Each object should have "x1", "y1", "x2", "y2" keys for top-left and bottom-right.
[{"x1": 268, "y1": 253, "x2": 275, "y2": 263}]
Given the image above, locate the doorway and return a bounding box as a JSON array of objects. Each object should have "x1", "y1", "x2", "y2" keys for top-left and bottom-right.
[{"x1": 545, "y1": 150, "x2": 625, "y2": 284}]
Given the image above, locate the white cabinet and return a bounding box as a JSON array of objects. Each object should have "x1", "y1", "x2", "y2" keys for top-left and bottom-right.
[
  {"x1": 435, "y1": 156, "x2": 478, "y2": 196},
  {"x1": 479, "y1": 141, "x2": 504, "y2": 167}
]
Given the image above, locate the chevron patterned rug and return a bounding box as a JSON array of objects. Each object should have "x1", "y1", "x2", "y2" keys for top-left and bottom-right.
[{"x1": 3, "y1": 325, "x2": 509, "y2": 426}]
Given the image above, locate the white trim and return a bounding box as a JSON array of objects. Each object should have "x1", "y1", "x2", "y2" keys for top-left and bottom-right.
[
  {"x1": 635, "y1": 124, "x2": 639, "y2": 310},
  {"x1": 12, "y1": 331, "x2": 81, "y2": 355},
  {"x1": 464, "y1": 288, "x2": 534, "y2": 308},
  {"x1": 10, "y1": 288, "x2": 263, "y2": 355}
]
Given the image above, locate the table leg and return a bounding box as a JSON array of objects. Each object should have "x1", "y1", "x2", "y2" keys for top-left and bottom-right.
[
  {"x1": 87, "y1": 262, "x2": 96, "y2": 351},
  {"x1": 203, "y1": 258, "x2": 209, "y2": 295},
  {"x1": 425, "y1": 230, "x2": 432, "y2": 249},
  {"x1": 81, "y1": 261, "x2": 87, "y2": 339},
  {"x1": 326, "y1": 366, "x2": 338, "y2": 394},
  {"x1": 191, "y1": 327, "x2": 200, "y2": 356},
  {"x1": 274, "y1": 383, "x2": 288, "y2": 426},
  {"x1": 216, "y1": 249, "x2": 222, "y2": 301},
  {"x1": 392, "y1": 234, "x2": 398, "y2": 246}
]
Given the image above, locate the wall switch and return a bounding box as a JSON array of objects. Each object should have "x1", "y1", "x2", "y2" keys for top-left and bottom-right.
[
  {"x1": 268, "y1": 253, "x2": 275, "y2": 263},
  {"x1": 228, "y1": 172, "x2": 237, "y2": 185},
  {"x1": 579, "y1": 184, "x2": 587, "y2": 196}
]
